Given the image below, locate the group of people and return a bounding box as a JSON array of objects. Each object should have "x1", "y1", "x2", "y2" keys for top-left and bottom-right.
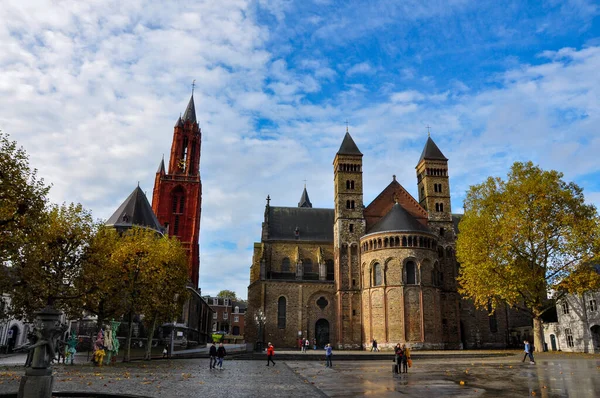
[
  {"x1": 208, "y1": 342, "x2": 227, "y2": 370},
  {"x1": 299, "y1": 337, "x2": 317, "y2": 352},
  {"x1": 393, "y1": 343, "x2": 411, "y2": 374}
]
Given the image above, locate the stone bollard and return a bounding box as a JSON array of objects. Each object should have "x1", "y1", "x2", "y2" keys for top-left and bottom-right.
[{"x1": 18, "y1": 306, "x2": 66, "y2": 398}]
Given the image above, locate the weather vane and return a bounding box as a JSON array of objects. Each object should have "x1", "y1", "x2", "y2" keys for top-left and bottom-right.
[
  {"x1": 426, "y1": 125, "x2": 431, "y2": 137},
  {"x1": 192, "y1": 79, "x2": 196, "y2": 94},
  {"x1": 345, "y1": 119, "x2": 349, "y2": 133}
]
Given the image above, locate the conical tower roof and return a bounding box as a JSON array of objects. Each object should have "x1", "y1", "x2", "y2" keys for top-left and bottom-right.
[
  {"x1": 337, "y1": 132, "x2": 362, "y2": 156},
  {"x1": 174, "y1": 115, "x2": 184, "y2": 127},
  {"x1": 368, "y1": 203, "x2": 431, "y2": 234},
  {"x1": 298, "y1": 186, "x2": 312, "y2": 208},
  {"x1": 182, "y1": 95, "x2": 196, "y2": 124},
  {"x1": 157, "y1": 157, "x2": 165, "y2": 174},
  {"x1": 418, "y1": 136, "x2": 447, "y2": 163},
  {"x1": 106, "y1": 186, "x2": 163, "y2": 232}
]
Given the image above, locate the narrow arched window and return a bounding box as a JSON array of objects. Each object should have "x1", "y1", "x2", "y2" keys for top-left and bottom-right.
[
  {"x1": 440, "y1": 203, "x2": 444, "y2": 212},
  {"x1": 351, "y1": 181, "x2": 355, "y2": 189},
  {"x1": 278, "y1": 297, "x2": 286, "y2": 329},
  {"x1": 373, "y1": 263, "x2": 382, "y2": 286},
  {"x1": 346, "y1": 180, "x2": 350, "y2": 189},
  {"x1": 281, "y1": 257, "x2": 290, "y2": 272},
  {"x1": 346, "y1": 200, "x2": 350, "y2": 209},
  {"x1": 304, "y1": 258, "x2": 313, "y2": 274},
  {"x1": 326, "y1": 259, "x2": 334, "y2": 280},
  {"x1": 402, "y1": 236, "x2": 407, "y2": 246},
  {"x1": 351, "y1": 200, "x2": 355, "y2": 209},
  {"x1": 406, "y1": 261, "x2": 416, "y2": 285}
]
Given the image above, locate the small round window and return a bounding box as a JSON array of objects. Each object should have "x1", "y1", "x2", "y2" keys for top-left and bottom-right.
[{"x1": 317, "y1": 297, "x2": 328, "y2": 310}]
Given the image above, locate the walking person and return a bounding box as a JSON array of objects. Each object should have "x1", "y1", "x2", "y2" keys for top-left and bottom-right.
[
  {"x1": 373, "y1": 339, "x2": 379, "y2": 352},
  {"x1": 522, "y1": 340, "x2": 535, "y2": 364},
  {"x1": 325, "y1": 344, "x2": 333, "y2": 367},
  {"x1": 305, "y1": 338, "x2": 310, "y2": 353},
  {"x1": 266, "y1": 342, "x2": 276, "y2": 366},
  {"x1": 216, "y1": 343, "x2": 226, "y2": 370},
  {"x1": 313, "y1": 338, "x2": 317, "y2": 350},
  {"x1": 401, "y1": 344, "x2": 410, "y2": 373},
  {"x1": 209, "y1": 342, "x2": 217, "y2": 369},
  {"x1": 394, "y1": 343, "x2": 403, "y2": 374}
]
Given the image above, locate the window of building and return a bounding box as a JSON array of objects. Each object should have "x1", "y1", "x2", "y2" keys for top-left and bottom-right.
[
  {"x1": 352, "y1": 309, "x2": 356, "y2": 316},
  {"x1": 565, "y1": 328, "x2": 574, "y2": 347},
  {"x1": 349, "y1": 223, "x2": 354, "y2": 232},
  {"x1": 373, "y1": 263, "x2": 382, "y2": 286},
  {"x1": 303, "y1": 259, "x2": 313, "y2": 274},
  {"x1": 590, "y1": 299, "x2": 597, "y2": 312},
  {"x1": 562, "y1": 301, "x2": 570, "y2": 315},
  {"x1": 213, "y1": 312, "x2": 217, "y2": 319},
  {"x1": 213, "y1": 298, "x2": 218, "y2": 306},
  {"x1": 487, "y1": 304, "x2": 498, "y2": 333},
  {"x1": 212, "y1": 323, "x2": 217, "y2": 332},
  {"x1": 346, "y1": 180, "x2": 350, "y2": 189},
  {"x1": 281, "y1": 257, "x2": 290, "y2": 272},
  {"x1": 224, "y1": 298, "x2": 229, "y2": 306},
  {"x1": 234, "y1": 306, "x2": 239, "y2": 313},
  {"x1": 173, "y1": 215, "x2": 180, "y2": 235},
  {"x1": 234, "y1": 316, "x2": 239, "y2": 323},
  {"x1": 223, "y1": 312, "x2": 228, "y2": 320},
  {"x1": 406, "y1": 261, "x2": 416, "y2": 285},
  {"x1": 351, "y1": 181, "x2": 355, "y2": 189},
  {"x1": 351, "y1": 200, "x2": 355, "y2": 209},
  {"x1": 278, "y1": 296, "x2": 286, "y2": 329},
  {"x1": 346, "y1": 200, "x2": 350, "y2": 209}
]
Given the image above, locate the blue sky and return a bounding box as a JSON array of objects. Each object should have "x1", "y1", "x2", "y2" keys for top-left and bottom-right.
[{"x1": 1, "y1": 0, "x2": 599, "y2": 299}]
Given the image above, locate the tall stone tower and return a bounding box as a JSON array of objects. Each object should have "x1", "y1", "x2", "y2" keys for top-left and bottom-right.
[
  {"x1": 416, "y1": 135, "x2": 461, "y2": 347},
  {"x1": 152, "y1": 94, "x2": 202, "y2": 287},
  {"x1": 416, "y1": 136, "x2": 453, "y2": 242},
  {"x1": 333, "y1": 131, "x2": 365, "y2": 348}
]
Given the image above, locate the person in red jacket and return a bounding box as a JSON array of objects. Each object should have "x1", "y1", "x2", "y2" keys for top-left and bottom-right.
[{"x1": 266, "y1": 342, "x2": 275, "y2": 366}]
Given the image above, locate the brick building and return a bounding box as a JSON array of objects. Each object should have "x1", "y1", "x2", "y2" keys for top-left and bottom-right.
[
  {"x1": 206, "y1": 297, "x2": 247, "y2": 336},
  {"x1": 247, "y1": 131, "x2": 531, "y2": 350}
]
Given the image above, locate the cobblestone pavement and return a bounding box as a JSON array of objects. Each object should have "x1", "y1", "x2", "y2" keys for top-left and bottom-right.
[
  {"x1": 0, "y1": 352, "x2": 598, "y2": 397},
  {"x1": 288, "y1": 352, "x2": 600, "y2": 397}
]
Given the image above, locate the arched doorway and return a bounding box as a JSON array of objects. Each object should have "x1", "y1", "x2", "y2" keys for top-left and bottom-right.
[
  {"x1": 315, "y1": 319, "x2": 330, "y2": 348},
  {"x1": 591, "y1": 325, "x2": 600, "y2": 353},
  {"x1": 232, "y1": 326, "x2": 240, "y2": 336},
  {"x1": 550, "y1": 334, "x2": 557, "y2": 351},
  {"x1": 7, "y1": 325, "x2": 19, "y2": 353}
]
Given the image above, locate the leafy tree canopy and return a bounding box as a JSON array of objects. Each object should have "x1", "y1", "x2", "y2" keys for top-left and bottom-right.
[
  {"x1": 217, "y1": 290, "x2": 238, "y2": 300},
  {"x1": 457, "y1": 161, "x2": 600, "y2": 351}
]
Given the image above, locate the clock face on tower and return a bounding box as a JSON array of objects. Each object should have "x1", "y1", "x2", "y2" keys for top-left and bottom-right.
[{"x1": 178, "y1": 159, "x2": 186, "y2": 170}]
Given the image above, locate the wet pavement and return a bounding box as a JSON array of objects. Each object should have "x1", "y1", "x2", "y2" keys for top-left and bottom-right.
[{"x1": 0, "y1": 352, "x2": 598, "y2": 397}]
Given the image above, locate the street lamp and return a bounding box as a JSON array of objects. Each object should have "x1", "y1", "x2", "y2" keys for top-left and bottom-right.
[{"x1": 254, "y1": 309, "x2": 266, "y2": 352}]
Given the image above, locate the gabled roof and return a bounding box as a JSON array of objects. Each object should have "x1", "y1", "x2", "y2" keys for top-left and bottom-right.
[
  {"x1": 182, "y1": 95, "x2": 197, "y2": 124},
  {"x1": 266, "y1": 206, "x2": 334, "y2": 242},
  {"x1": 298, "y1": 187, "x2": 312, "y2": 208},
  {"x1": 337, "y1": 132, "x2": 362, "y2": 156},
  {"x1": 367, "y1": 203, "x2": 432, "y2": 235},
  {"x1": 418, "y1": 136, "x2": 447, "y2": 164},
  {"x1": 106, "y1": 186, "x2": 163, "y2": 232}
]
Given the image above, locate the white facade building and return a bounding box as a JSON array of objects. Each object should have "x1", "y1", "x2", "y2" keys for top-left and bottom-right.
[
  {"x1": 0, "y1": 294, "x2": 30, "y2": 353},
  {"x1": 543, "y1": 291, "x2": 600, "y2": 353}
]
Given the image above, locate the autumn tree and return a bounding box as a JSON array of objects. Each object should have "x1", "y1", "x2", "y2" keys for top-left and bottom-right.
[
  {"x1": 0, "y1": 131, "x2": 49, "y2": 318},
  {"x1": 73, "y1": 226, "x2": 129, "y2": 331},
  {"x1": 457, "y1": 161, "x2": 600, "y2": 352},
  {"x1": 138, "y1": 235, "x2": 189, "y2": 360},
  {"x1": 217, "y1": 290, "x2": 238, "y2": 300},
  {"x1": 9, "y1": 202, "x2": 96, "y2": 319}
]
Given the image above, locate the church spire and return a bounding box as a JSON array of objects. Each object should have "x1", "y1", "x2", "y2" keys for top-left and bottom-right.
[
  {"x1": 337, "y1": 132, "x2": 362, "y2": 156},
  {"x1": 157, "y1": 156, "x2": 165, "y2": 174},
  {"x1": 298, "y1": 186, "x2": 312, "y2": 208},
  {"x1": 182, "y1": 94, "x2": 197, "y2": 124}
]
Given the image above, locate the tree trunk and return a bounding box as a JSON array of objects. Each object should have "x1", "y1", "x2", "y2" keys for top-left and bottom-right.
[
  {"x1": 532, "y1": 317, "x2": 545, "y2": 353},
  {"x1": 145, "y1": 316, "x2": 158, "y2": 361},
  {"x1": 124, "y1": 310, "x2": 133, "y2": 362}
]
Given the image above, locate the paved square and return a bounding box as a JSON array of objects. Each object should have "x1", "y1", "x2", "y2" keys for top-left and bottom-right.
[{"x1": 0, "y1": 352, "x2": 598, "y2": 397}]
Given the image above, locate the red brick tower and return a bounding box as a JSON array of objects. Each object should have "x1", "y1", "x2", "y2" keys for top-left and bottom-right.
[{"x1": 152, "y1": 94, "x2": 202, "y2": 287}]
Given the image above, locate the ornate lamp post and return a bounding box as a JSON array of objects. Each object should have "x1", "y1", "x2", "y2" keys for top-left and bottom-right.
[{"x1": 254, "y1": 309, "x2": 266, "y2": 352}]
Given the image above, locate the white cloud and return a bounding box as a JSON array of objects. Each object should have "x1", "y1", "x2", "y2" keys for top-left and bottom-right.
[{"x1": 346, "y1": 62, "x2": 374, "y2": 76}]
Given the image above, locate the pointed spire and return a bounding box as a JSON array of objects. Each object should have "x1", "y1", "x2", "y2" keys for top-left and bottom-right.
[
  {"x1": 157, "y1": 156, "x2": 165, "y2": 174},
  {"x1": 174, "y1": 114, "x2": 183, "y2": 128},
  {"x1": 182, "y1": 94, "x2": 197, "y2": 124},
  {"x1": 298, "y1": 186, "x2": 312, "y2": 208},
  {"x1": 337, "y1": 132, "x2": 362, "y2": 156},
  {"x1": 418, "y1": 136, "x2": 447, "y2": 164}
]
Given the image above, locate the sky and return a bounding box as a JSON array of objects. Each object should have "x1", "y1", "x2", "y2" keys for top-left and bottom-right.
[{"x1": 1, "y1": 0, "x2": 599, "y2": 299}]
